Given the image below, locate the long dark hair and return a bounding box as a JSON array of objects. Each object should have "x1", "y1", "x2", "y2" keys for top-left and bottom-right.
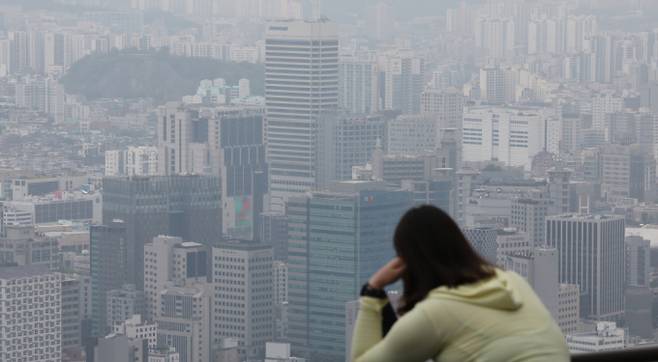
[{"x1": 394, "y1": 205, "x2": 495, "y2": 314}]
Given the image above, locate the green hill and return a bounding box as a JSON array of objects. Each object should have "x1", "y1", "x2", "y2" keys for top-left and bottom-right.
[{"x1": 61, "y1": 50, "x2": 264, "y2": 103}]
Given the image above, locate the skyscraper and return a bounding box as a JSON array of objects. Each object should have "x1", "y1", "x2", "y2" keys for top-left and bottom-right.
[
  {"x1": 90, "y1": 220, "x2": 128, "y2": 337},
  {"x1": 286, "y1": 181, "x2": 411, "y2": 361},
  {"x1": 265, "y1": 19, "x2": 339, "y2": 212},
  {"x1": 383, "y1": 52, "x2": 424, "y2": 114},
  {"x1": 211, "y1": 240, "x2": 273, "y2": 360},
  {"x1": 157, "y1": 103, "x2": 211, "y2": 176},
  {"x1": 546, "y1": 214, "x2": 625, "y2": 321},
  {"x1": 338, "y1": 52, "x2": 380, "y2": 114},
  {"x1": 0, "y1": 265, "x2": 61, "y2": 362},
  {"x1": 207, "y1": 106, "x2": 268, "y2": 240},
  {"x1": 102, "y1": 175, "x2": 221, "y2": 291}
]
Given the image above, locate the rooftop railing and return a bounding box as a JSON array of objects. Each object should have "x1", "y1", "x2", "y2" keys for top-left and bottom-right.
[{"x1": 571, "y1": 345, "x2": 658, "y2": 362}]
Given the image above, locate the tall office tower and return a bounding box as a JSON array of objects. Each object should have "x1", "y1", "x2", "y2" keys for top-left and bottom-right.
[
  {"x1": 265, "y1": 20, "x2": 339, "y2": 212},
  {"x1": 421, "y1": 87, "x2": 465, "y2": 142},
  {"x1": 547, "y1": 168, "x2": 572, "y2": 215},
  {"x1": 625, "y1": 236, "x2": 651, "y2": 288},
  {"x1": 157, "y1": 103, "x2": 210, "y2": 175},
  {"x1": 286, "y1": 182, "x2": 411, "y2": 361},
  {"x1": 61, "y1": 274, "x2": 88, "y2": 356},
  {"x1": 156, "y1": 285, "x2": 211, "y2": 362},
  {"x1": 143, "y1": 236, "x2": 209, "y2": 321},
  {"x1": 479, "y1": 66, "x2": 505, "y2": 104},
  {"x1": 546, "y1": 214, "x2": 625, "y2": 321},
  {"x1": 510, "y1": 197, "x2": 548, "y2": 247},
  {"x1": 463, "y1": 226, "x2": 498, "y2": 264},
  {"x1": 102, "y1": 175, "x2": 221, "y2": 291},
  {"x1": 207, "y1": 107, "x2": 268, "y2": 240},
  {"x1": 0, "y1": 265, "x2": 61, "y2": 362},
  {"x1": 383, "y1": 53, "x2": 424, "y2": 114},
  {"x1": 387, "y1": 114, "x2": 437, "y2": 155},
  {"x1": 317, "y1": 113, "x2": 386, "y2": 183},
  {"x1": 474, "y1": 16, "x2": 515, "y2": 60},
  {"x1": 106, "y1": 284, "x2": 145, "y2": 332},
  {"x1": 338, "y1": 53, "x2": 380, "y2": 114},
  {"x1": 211, "y1": 241, "x2": 273, "y2": 360},
  {"x1": 90, "y1": 220, "x2": 129, "y2": 337},
  {"x1": 273, "y1": 260, "x2": 289, "y2": 341},
  {"x1": 629, "y1": 145, "x2": 656, "y2": 202}
]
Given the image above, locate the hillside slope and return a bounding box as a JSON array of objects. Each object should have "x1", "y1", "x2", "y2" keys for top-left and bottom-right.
[{"x1": 61, "y1": 50, "x2": 264, "y2": 103}]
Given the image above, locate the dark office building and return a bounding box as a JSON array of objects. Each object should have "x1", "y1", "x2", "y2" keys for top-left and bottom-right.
[
  {"x1": 101, "y1": 175, "x2": 221, "y2": 291},
  {"x1": 286, "y1": 181, "x2": 411, "y2": 361},
  {"x1": 90, "y1": 220, "x2": 128, "y2": 337},
  {"x1": 209, "y1": 108, "x2": 267, "y2": 240}
]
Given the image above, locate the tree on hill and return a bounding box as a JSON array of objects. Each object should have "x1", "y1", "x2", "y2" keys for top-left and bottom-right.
[{"x1": 60, "y1": 49, "x2": 264, "y2": 103}]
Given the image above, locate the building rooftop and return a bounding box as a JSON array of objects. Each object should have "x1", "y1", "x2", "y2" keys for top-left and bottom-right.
[
  {"x1": 0, "y1": 264, "x2": 52, "y2": 280},
  {"x1": 546, "y1": 214, "x2": 624, "y2": 221}
]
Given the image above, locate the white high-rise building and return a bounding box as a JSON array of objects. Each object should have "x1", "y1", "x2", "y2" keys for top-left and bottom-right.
[
  {"x1": 157, "y1": 103, "x2": 209, "y2": 175},
  {"x1": 105, "y1": 150, "x2": 124, "y2": 176},
  {"x1": 462, "y1": 106, "x2": 560, "y2": 170},
  {"x1": 546, "y1": 214, "x2": 625, "y2": 321},
  {"x1": 265, "y1": 20, "x2": 339, "y2": 212},
  {"x1": 338, "y1": 53, "x2": 380, "y2": 114},
  {"x1": 212, "y1": 241, "x2": 273, "y2": 360},
  {"x1": 0, "y1": 265, "x2": 61, "y2": 362},
  {"x1": 125, "y1": 146, "x2": 159, "y2": 176},
  {"x1": 382, "y1": 52, "x2": 424, "y2": 114}
]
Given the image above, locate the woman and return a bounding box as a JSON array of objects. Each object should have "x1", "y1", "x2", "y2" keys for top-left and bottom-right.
[{"x1": 351, "y1": 205, "x2": 569, "y2": 362}]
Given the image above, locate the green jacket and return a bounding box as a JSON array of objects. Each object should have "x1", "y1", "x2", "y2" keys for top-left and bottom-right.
[{"x1": 351, "y1": 269, "x2": 570, "y2": 362}]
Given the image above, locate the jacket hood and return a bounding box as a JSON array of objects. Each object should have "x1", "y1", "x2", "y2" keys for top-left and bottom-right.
[{"x1": 428, "y1": 269, "x2": 523, "y2": 311}]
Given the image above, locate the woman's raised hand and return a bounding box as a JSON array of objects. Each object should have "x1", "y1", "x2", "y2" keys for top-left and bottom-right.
[{"x1": 368, "y1": 257, "x2": 406, "y2": 289}]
